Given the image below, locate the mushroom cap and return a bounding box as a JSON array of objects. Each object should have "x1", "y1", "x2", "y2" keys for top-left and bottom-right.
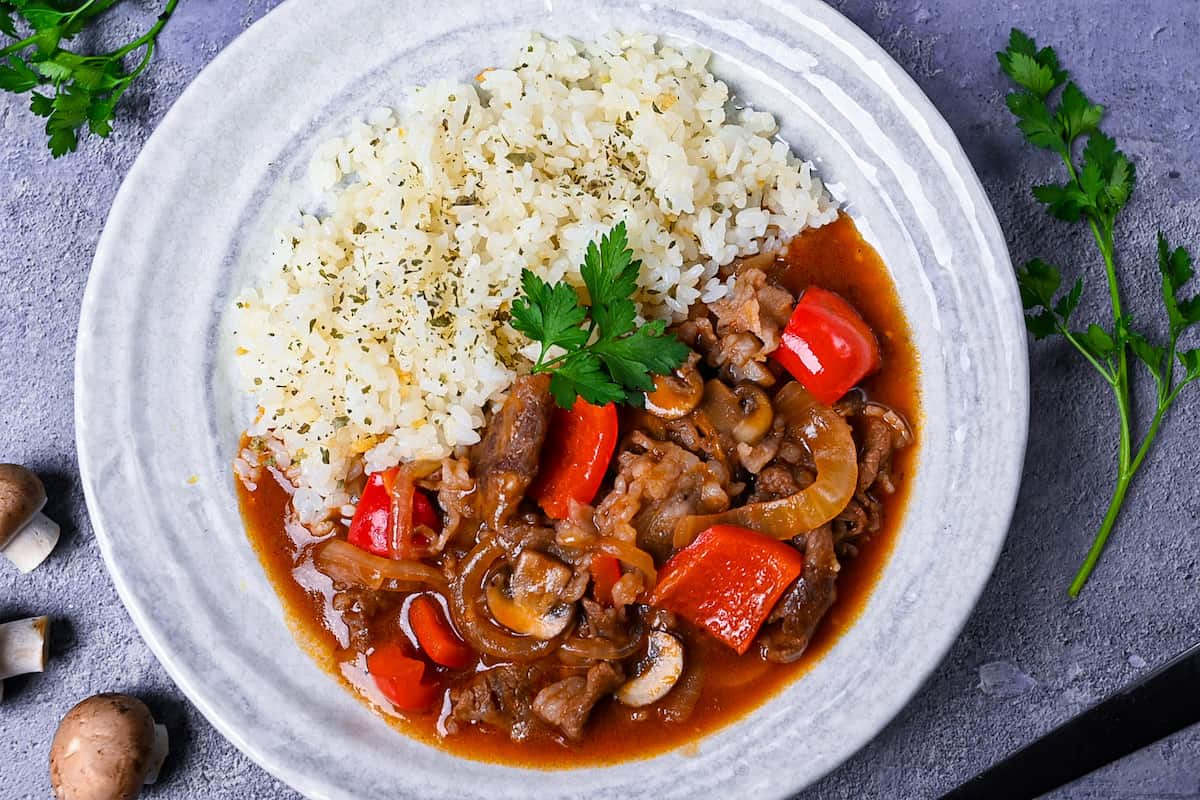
[
  {"x1": 0, "y1": 464, "x2": 46, "y2": 548},
  {"x1": 50, "y1": 694, "x2": 157, "y2": 800}
]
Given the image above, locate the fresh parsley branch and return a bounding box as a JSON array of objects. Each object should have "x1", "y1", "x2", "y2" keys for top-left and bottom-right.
[
  {"x1": 999, "y1": 28, "x2": 1200, "y2": 596},
  {"x1": 0, "y1": 0, "x2": 178, "y2": 157},
  {"x1": 512, "y1": 222, "x2": 690, "y2": 409}
]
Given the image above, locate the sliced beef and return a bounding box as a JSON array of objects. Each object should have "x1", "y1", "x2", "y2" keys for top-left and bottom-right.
[
  {"x1": 595, "y1": 432, "x2": 732, "y2": 562},
  {"x1": 495, "y1": 515, "x2": 557, "y2": 558},
  {"x1": 760, "y1": 525, "x2": 839, "y2": 663},
  {"x1": 674, "y1": 308, "x2": 718, "y2": 356},
  {"x1": 856, "y1": 413, "x2": 896, "y2": 496},
  {"x1": 576, "y1": 598, "x2": 629, "y2": 642},
  {"x1": 473, "y1": 374, "x2": 554, "y2": 529},
  {"x1": 624, "y1": 408, "x2": 733, "y2": 476},
  {"x1": 735, "y1": 430, "x2": 782, "y2": 474},
  {"x1": 702, "y1": 268, "x2": 795, "y2": 385},
  {"x1": 532, "y1": 661, "x2": 623, "y2": 740},
  {"x1": 448, "y1": 664, "x2": 543, "y2": 741},
  {"x1": 710, "y1": 267, "x2": 795, "y2": 353},
  {"x1": 747, "y1": 463, "x2": 803, "y2": 504},
  {"x1": 330, "y1": 586, "x2": 384, "y2": 653},
  {"x1": 833, "y1": 496, "x2": 883, "y2": 546}
]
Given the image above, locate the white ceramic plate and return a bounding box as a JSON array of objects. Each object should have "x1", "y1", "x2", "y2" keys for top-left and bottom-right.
[{"x1": 76, "y1": 1, "x2": 1027, "y2": 798}]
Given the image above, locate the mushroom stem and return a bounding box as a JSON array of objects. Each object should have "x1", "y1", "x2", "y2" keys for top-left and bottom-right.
[
  {"x1": 0, "y1": 615, "x2": 50, "y2": 681},
  {"x1": 1, "y1": 511, "x2": 60, "y2": 573},
  {"x1": 145, "y1": 724, "x2": 169, "y2": 784}
]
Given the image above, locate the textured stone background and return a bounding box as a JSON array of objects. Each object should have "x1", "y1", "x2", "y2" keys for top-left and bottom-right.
[{"x1": 2, "y1": 1, "x2": 1198, "y2": 798}]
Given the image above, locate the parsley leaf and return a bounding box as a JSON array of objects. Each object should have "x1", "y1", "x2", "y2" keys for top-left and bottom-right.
[
  {"x1": 1158, "y1": 233, "x2": 1200, "y2": 335},
  {"x1": 997, "y1": 29, "x2": 1066, "y2": 99},
  {"x1": 550, "y1": 353, "x2": 627, "y2": 407},
  {"x1": 1074, "y1": 323, "x2": 1115, "y2": 362},
  {"x1": 1180, "y1": 349, "x2": 1200, "y2": 381},
  {"x1": 510, "y1": 270, "x2": 589, "y2": 356},
  {"x1": 592, "y1": 320, "x2": 691, "y2": 404},
  {"x1": 1016, "y1": 258, "x2": 1088, "y2": 342},
  {"x1": 1056, "y1": 83, "x2": 1103, "y2": 142},
  {"x1": 581, "y1": 224, "x2": 641, "y2": 339},
  {"x1": 1126, "y1": 328, "x2": 1165, "y2": 378},
  {"x1": 511, "y1": 223, "x2": 690, "y2": 409},
  {"x1": 0, "y1": 54, "x2": 38, "y2": 92},
  {"x1": 0, "y1": 0, "x2": 178, "y2": 157},
  {"x1": 0, "y1": 11, "x2": 17, "y2": 39}
]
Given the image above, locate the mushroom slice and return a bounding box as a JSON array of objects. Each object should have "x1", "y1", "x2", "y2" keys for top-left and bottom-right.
[
  {"x1": 731, "y1": 382, "x2": 774, "y2": 444},
  {"x1": 644, "y1": 356, "x2": 704, "y2": 420},
  {"x1": 0, "y1": 464, "x2": 60, "y2": 573},
  {"x1": 0, "y1": 615, "x2": 50, "y2": 682},
  {"x1": 49, "y1": 693, "x2": 166, "y2": 800},
  {"x1": 486, "y1": 576, "x2": 574, "y2": 640},
  {"x1": 615, "y1": 630, "x2": 684, "y2": 707}
]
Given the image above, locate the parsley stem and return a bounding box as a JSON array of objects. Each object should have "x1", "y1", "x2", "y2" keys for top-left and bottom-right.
[
  {"x1": 1058, "y1": 325, "x2": 1116, "y2": 383},
  {"x1": 532, "y1": 351, "x2": 572, "y2": 372},
  {"x1": 0, "y1": 35, "x2": 37, "y2": 58},
  {"x1": 107, "y1": 0, "x2": 178, "y2": 61},
  {"x1": 63, "y1": 0, "x2": 116, "y2": 30},
  {"x1": 1069, "y1": 466, "x2": 1131, "y2": 597},
  {"x1": 1069, "y1": 377, "x2": 1189, "y2": 597}
]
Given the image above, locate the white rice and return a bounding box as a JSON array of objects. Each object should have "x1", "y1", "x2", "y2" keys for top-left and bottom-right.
[{"x1": 232, "y1": 32, "x2": 836, "y2": 522}]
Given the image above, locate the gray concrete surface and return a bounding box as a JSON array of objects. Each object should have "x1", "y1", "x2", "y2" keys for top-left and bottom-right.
[{"x1": 1, "y1": 1, "x2": 1198, "y2": 798}]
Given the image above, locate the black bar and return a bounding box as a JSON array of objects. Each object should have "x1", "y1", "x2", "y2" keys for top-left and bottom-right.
[{"x1": 939, "y1": 643, "x2": 1200, "y2": 800}]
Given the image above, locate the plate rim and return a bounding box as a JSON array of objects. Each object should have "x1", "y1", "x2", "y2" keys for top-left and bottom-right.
[{"x1": 75, "y1": 1, "x2": 1029, "y2": 797}]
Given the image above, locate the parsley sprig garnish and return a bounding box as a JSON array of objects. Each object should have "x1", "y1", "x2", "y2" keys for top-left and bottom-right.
[
  {"x1": 0, "y1": 0, "x2": 178, "y2": 157},
  {"x1": 999, "y1": 29, "x2": 1200, "y2": 596},
  {"x1": 511, "y1": 222, "x2": 690, "y2": 408}
]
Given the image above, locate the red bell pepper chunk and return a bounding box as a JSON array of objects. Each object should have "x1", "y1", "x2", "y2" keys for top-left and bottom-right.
[
  {"x1": 529, "y1": 398, "x2": 619, "y2": 520},
  {"x1": 347, "y1": 467, "x2": 442, "y2": 559},
  {"x1": 366, "y1": 641, "x2": 442, "y2": 712},
  {"x1": 408, "y1": 595, "x2": 473, "y2": 669},
  {"x1": 411, "y1": 489, "x2": 440, "y2": 531},
  {"x1": 590, "y1": 555, "x2": 623, "y2": 606},
  {"x1": 650, "y1": 525, "x2": 804, "y2": 654},
  {"x1": 772, "y1": 286, "x2": 881, "y2": 406}
]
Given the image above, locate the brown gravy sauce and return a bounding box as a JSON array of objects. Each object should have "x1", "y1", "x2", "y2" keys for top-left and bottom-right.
[{"x1": 236, "y1": 213, "x2": 921, "y2": 767}]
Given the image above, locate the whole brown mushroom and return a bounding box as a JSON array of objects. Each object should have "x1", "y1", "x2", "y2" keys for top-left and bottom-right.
[
  {"x1": 49, "y1": 694, "x2": 169, "y2": 800},
  {"x1": 0, "y1": 464, "x2": 60, "y2": 573}
]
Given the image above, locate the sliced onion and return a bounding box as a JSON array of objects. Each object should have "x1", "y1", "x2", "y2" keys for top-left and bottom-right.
[
  {"x1": 558, "y1": 618, "x2": 645, "y2": 663},
  {"x1": 314, "y1": 538, "x2": 448, "y2": 593},
  {"x1": 388, "y1": 467, "x2": 415, "y2": 557},
  {"x1": 675, "y1": 382, "x2": 857, "y2": 544},
  {"x1": 593, "y1": 537, "x2": 658, "y2": 586},
  {"x1": 408, "y1": 459, "x2": 443, "y2": 479},
  {"x1": 448, "y1": 539, "x2": 571, "y2": 662}
]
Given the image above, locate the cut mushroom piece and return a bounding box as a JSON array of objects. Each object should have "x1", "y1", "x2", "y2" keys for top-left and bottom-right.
[
  {"x1": 486, "y1": 576, "x2": 575, "y2": 640},
  {"x1": 0, "y1": 464, "x2": 60, "y2": 573},
  {"x1": 145, "y1": 724, "x2": 169, "y2": 784},
  {"x1": 50, "y1": 693, "x2": 169, "y2": 800},
  {"x1": 0, "y1": 616, "x2": 50, "y2": 700},
  {"x1": 644, "y1": 355, "x2": 704, "y2": 420},
  {"x1": 615, "y1": 630, "x2": 684, "y2": 707},
  {"x1": 731, "y1": 382, "x2": 774, "y2": 444}
]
